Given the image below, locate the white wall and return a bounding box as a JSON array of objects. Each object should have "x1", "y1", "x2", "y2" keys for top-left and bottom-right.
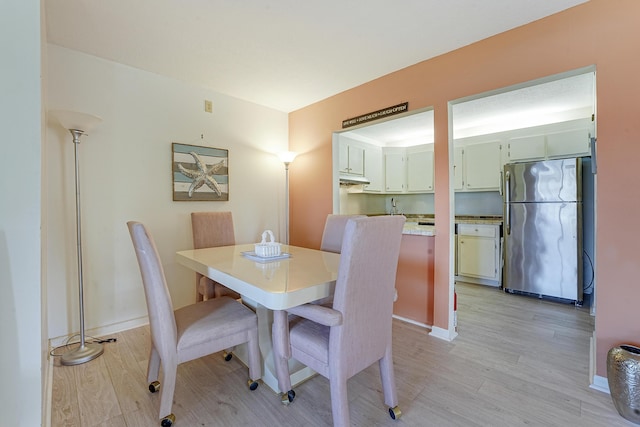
[
  {"x1": 46, "y1": 45, "x2": 289, "y2": 341},
  {"x1": 0, "y1": 1, "x2": 43, "y2": 425}
]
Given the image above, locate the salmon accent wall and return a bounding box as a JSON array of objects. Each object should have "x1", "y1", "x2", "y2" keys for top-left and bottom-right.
[{"x1": 289, "y1": 0, "x2": 640, "y2": 377}]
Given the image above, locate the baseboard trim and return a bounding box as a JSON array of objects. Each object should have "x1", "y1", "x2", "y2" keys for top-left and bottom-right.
[
  {"x1": 591, "y1": 375, "x2": 610, "y2": 394},
  {"x1": 429, "y1": 326, "x2": 458, "y2": 342},
  {"x1": 587, "y1": 330, "x2": 610, "y2": 394},
  {"x1": 49, "y1": 315, "x2": 149, "y2": 348},
  {"x1": 392, "y1": 314, "x2": 431, "y2": 329},
  {"x1": 43, "y1": 353, "x2": 53, "y2": 427}
]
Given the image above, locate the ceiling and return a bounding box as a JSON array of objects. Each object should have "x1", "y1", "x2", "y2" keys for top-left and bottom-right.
[
  {"x1": 341, "y1": 71, "x2": 595, "y2": 145},
  {"x1": 45, "y1": 0, "x2": 588, "y2": 113}
]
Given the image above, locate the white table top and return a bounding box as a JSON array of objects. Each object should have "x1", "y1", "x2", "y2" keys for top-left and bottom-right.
[{"x1": 176, "y1": 243, "x2": 340, "y2": 310}]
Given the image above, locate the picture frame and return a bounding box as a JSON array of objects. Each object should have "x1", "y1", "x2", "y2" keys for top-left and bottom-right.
[{"x1": 172, "y1": 142, "x2": 229, "y2": 201}]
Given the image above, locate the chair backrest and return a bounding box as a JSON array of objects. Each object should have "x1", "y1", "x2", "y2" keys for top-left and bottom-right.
[
  {"x1": 320, "y1": 214, "x2": 366, "y2": 253},
  {"x1": 191, "y1": 211, "x2": 235, "y2": 249},
  {"x1": 127, "y1": 221, "x2": 178, "y2": 359},
  {"x1": 330, "y1": 215, "x2": 405, "y2": 377}
]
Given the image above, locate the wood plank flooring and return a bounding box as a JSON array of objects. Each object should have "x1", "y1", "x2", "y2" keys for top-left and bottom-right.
[{"x1": 51, "y1": 283, "x2": 632, "y2": 426}]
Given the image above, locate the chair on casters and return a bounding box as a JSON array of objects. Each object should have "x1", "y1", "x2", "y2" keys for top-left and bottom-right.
[
  {"x1": 127, "y1": 221, "x2": 261, "y2": 427},
  {"x1": 191, "y1": 211, "x2": 241, "y2": 302},
  {"x1": 313, "y1": 214, "x2": 366, "y2": 306},
  {"x1": 320, "y1": 214, "x2": 366, "y2": 253},
  {"x1": 279, "y1": 215, "x2": 406, "y2": 426}
]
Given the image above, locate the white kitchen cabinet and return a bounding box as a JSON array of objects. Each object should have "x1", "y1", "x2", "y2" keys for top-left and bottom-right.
[
  {"x1": 546, "y1": 128, "x2": 591, "y2": 159},
  {"x1": 363, "y1": 144, "x2": 383, "y2": 192},
  {"x1": 506, "y1": 135, "x2": 546, "y2": 163},
  {"x1": 463, "y1": 141, "x2": 501, "y2": 191},
  {"x1": 453, "y1": 146, "x2": 464, "y2": 191},
  {"x1": 384, "y1": 150, "x2": 405, "y2": 192},
  {"x1": 407, "y1": 145, "x2": 434, "y2": 192},
  {"x1": 456, "y1": 223, "x2": 501, "y2": 286},
  {"x1": 339, "y1": 141, "x2": 365, "y2": 176}
]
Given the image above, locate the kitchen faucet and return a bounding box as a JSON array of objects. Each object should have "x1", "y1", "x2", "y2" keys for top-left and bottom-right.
[{"x1": 390, "y1": 198, "x2": 398, "y2": 215}]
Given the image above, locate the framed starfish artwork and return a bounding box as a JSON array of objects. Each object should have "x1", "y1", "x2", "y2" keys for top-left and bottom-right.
[{"x1": 172, "y1": 142, "x2": 229, "y2": 201}]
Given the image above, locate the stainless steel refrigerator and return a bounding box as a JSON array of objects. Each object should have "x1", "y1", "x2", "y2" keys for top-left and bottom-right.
[{"x1": 503, "y1": 158, "x2": 583, "y2": 303}]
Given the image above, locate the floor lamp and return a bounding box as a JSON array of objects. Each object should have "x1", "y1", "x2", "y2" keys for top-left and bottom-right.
[
  {"x1": 52, "y1": 110, "x2": 104, "y2": 366},
  {"x1": 278, "y1": 151, "x2": 297, "y2": 245}
]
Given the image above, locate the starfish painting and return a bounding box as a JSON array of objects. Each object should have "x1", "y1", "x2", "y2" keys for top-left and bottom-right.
[{"x1": 178, "y1": 151, "x2": 225, "y2": 197}]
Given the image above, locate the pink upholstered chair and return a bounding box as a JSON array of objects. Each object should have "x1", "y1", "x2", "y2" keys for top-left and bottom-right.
[
  {"x1": 320, "y1": 214, "x2": 366, "y2": 253},
  {"x1": 127, "y1": 221, "x2": 261, "y2": 427},
  {"x1": 191, "y1": 211, "x2": 241, "y2": 301},
  {"x1": 282, "y1": 215, "x2": 405, "y2": 426},
  {"x1": 314, "y1": 214, "x2": 367, "y2": 306}
]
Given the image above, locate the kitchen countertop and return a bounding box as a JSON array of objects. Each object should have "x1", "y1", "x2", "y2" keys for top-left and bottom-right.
[
  {"x1": 370, "y1": 214, "x2": 503, "y2": 235},
  {"x1": 402, "y1": 222, "x2": 436, "y2": 236},
  {"x1": 403, "y1": 214, "x2": 503, "y2": 226}
]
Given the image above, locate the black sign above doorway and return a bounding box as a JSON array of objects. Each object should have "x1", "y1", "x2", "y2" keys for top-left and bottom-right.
[{"x1": 342, "y1": 102, "x2": 408, "y2": 129}]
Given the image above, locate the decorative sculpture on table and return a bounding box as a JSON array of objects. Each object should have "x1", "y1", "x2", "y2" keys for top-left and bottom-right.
[{"x1": 172, "y1": 142, "x2": 229, "y2": 201}]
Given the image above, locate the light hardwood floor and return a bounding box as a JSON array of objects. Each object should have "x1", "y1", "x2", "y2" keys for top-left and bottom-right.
[{"x1": 51, "y1": 283, "x2": 632, "y2": 426}]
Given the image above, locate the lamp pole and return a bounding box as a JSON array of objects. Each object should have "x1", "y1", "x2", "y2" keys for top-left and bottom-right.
[
  {"x1": 52, "y1": 110, "x2": 104, "y2": 366},
  {"x1": 278, "y1": 151, "x2": 297, "y2": 245}
]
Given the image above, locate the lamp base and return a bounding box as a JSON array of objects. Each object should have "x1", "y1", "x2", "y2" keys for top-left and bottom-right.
[{"x1": 60, "y1": 342, "x2": 104, "y2": 366}]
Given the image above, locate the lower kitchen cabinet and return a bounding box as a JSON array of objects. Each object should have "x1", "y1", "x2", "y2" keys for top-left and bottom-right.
[
  {"x1": 393, "y1": 234, "x2": 434, "y2": 326},
  {"x1": 456, "y1": 223, "x2": 501, "y2": 286}
]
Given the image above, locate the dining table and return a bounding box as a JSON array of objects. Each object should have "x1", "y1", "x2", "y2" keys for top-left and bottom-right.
[{"x1": 175, "y1": 243, "x2": 340, "y2": 395}]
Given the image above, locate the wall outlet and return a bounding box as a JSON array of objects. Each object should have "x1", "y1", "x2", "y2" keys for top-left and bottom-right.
[{"x1": 204, "y1": 100, "x2": 213, "y2": 113}]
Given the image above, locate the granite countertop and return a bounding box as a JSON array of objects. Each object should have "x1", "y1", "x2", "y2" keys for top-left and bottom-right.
[
  {"x1": 402, "y1": 222, "x2": 436, "y2": 236},
  {"x1": 403, "y1": 214, "x2": 502, "y2": 224},
  {"x1": 455, "y1": 215, "x2": 503, "y2": 225},
  {"x1": 369, "y1": 213, "x2": 502, "y2": 235},
  {"x1": 400, "y1": 214, "x2": 503, "y2": 234}
]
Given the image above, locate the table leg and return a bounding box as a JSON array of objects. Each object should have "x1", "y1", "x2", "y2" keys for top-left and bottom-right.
[{"x1": 272, "y1": 309, "x2": 293, "y2": 399}]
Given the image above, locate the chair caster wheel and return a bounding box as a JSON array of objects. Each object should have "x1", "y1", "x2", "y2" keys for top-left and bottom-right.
[
  {"x1": 149, "y1": 381, "x2": 160, "y2": 393},
  {"x1": 160, "y1": 413, "x2": 175, "y2": 427},
  {"x1": 223, "y1": 351, "x2": 233, "y2": 362},
  {"x1": 247, "y1": 379, "x2": 259, "y2": 390},
  {"x1": 280, "y1": 389, "x2": 296, "y2": 404},
  {"x1": 389, "y1": 405, "x2": 402, "y2": 420}
]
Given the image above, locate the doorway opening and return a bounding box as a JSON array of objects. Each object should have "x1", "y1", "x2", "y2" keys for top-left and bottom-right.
[{"x1": 449, "y1": 66, "x2": 597, "y2": 368}]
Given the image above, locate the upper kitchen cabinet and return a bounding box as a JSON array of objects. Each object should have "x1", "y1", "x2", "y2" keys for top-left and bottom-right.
[
  {"x1": 362, "y1": 144, "x2": 383, "y2": 192},
  {"x1": 336, "y1": 109, "x2": 435, "y2": 195},
  {"x1": 382, "y1": 144, "x2": 434, "y2": 193},
  {"x1": 338, "y1": 138, "x2": 365, "y2": 176},
  {"x1": 453, "y1": 146, "x2": 464, "y2": 191},
  {"x1": 407, "y1": 144, "x2": 434, "y2": 192},
  {"x1": 506, "y1": 135, "x2": 546, "y2": 162},
  {"x1": 465, "y1": 141, "x2": 501, "y2": 191},
  {"x1": 452, "y1": 118, "x2": 594, "y2": 194},
  {"x1": 384, "y1": 148, "x2": 405, "y2": 193},
  {"x1": 454, "y1": 140, "x2": 502, "y2": 192},
  {"x1": 504, "y1": 118, "x2": 593, "y2": 163},
  {"x1": 546, "y1": 126, "x2": 591, "y2": 159}
]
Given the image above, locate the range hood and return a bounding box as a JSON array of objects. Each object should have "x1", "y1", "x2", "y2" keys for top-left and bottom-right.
[{"x1": 339, "y1": 174, "x2": 371, "y2": 185}]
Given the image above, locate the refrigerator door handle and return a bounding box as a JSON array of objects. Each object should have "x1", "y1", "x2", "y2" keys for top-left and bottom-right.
[{"x1": 505, "y1": 170, "x2": 511, "y2": 235}]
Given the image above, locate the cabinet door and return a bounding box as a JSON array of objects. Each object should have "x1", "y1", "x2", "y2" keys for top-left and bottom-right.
[
  {"x1": 363, "y1": 145, "x2": 383, "y2": 192},
  {"x1": 507, "y1": 135, "x2": 546, "y2": 162},
  {"x1": 338, "y1": 142, "x2": 365, "y2": 175},
  {"x1": 385, "y1": 152, "x2": 405, "y2": 192},
  {"x1": 407, "y1": 149, "x2": 434, "y2": 192},
  {"x1": 348, "y1": 145, "x2": 365, "y2": 175},
  {"x1": 457, "y1": 236, "x2": 499, "y2": 280},
  {"x1": 453, "y1": 146, "x2": 464, "y2": 191},
  {"x1": 464, "y1": 141, "x2": 501, "y2": 191},
  {"x1": 339, "y1": 142, "x2": 349, "y2": 173},
  {"x1": 546, "y1": 128, "x2": 591, "y2": 159}
]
